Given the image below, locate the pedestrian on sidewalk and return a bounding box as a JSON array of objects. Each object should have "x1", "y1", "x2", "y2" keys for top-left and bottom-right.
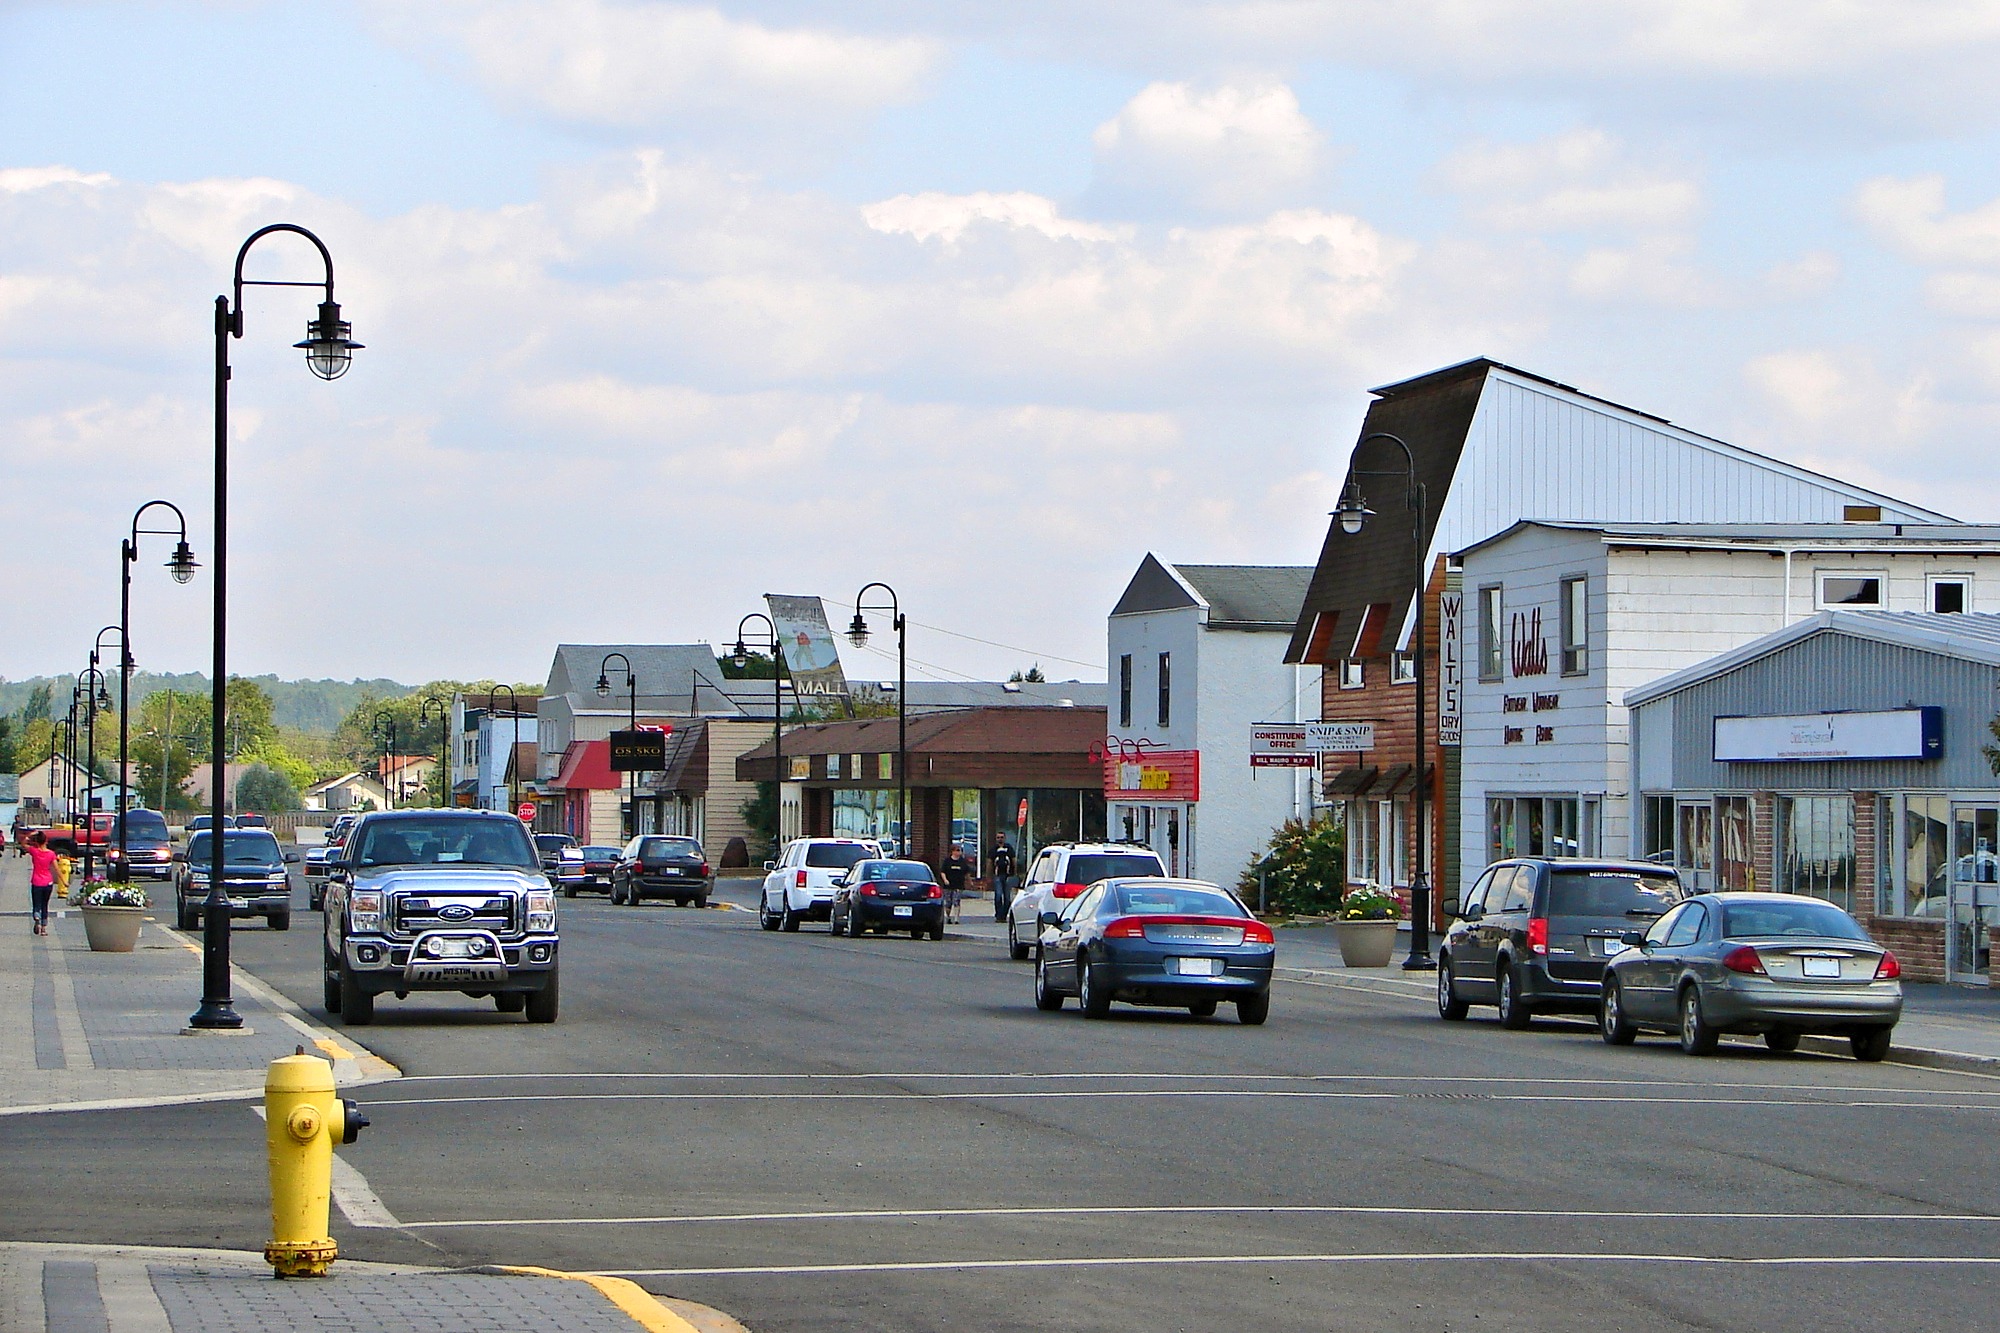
[
  {"x1": 991, "y1": 836, "x2": 1017, "y2": 921},
  {"x1": 24, "y1": 831, "x2": 57, "y2": 935},
  {"x1": 939, "y1": 841, "x2": 972, "y2": 924}
]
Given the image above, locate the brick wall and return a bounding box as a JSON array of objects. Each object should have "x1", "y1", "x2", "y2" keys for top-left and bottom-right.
[{"x1": 1864, "y1": 916, "x2": 1947, "y2": 983}]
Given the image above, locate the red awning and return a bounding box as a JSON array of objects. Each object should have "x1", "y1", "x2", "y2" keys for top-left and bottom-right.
[{"x1": 550, "y1": 740, "x2": 619, "y2": 791}]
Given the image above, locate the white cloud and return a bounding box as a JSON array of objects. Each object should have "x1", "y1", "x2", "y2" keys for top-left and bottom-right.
[
  {"x1": 1854, "y1": 174, "x2": 2000, "y2": 269},
  {"x1": 863, "y1": 192, "x2": 1128, "y2": 246},
  {"x1": 382, "y1": 0, "x2": 937, "y2": 131},
  {"x1": 1090, "y1": 81, "x2": 1323, "y2": 214},
  {"x1": 1440, "y1": 129, "x2": 1701, "y2": 232}
]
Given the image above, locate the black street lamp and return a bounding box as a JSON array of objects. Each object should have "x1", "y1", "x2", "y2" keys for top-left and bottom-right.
[
  {"x1": 595, "y1": 653, "x2": 636, "y2": 840},
  {"x1": 488, "y1": 684, "x2": 522, "y2": 816},
  {"x1": 62, "y1": 695, "x2": 80, "y2": 823},
  {"x1": 116, "y1": 501, "x2": 196, "y2": 879},
  {"x1": 374, "y1": 712, "x2": 398, "y2": 811},
  {"x1": 732, "y1": 615, "x2": 785, "y2": 850},
  {"x1": 1332, "y1": 430, "x2": 1437, "y2": 972},
  {"x1": 418, "y1": 697, "x2": 449, "y2": 808},
  {"x1": 192, "y1": 223, "x2": 360, "y2": 1032},
  {"x1": 79, "y1": 657, "x2": 113, "y2": 886},
  {"x1": 847, "y1": 585, "x2": 907, "y2": 860}
]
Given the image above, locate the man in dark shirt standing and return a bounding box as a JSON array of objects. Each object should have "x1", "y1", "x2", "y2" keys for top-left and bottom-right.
[
  {"x1": 939, "y1": 841, "x2": 972, "y2": 924},
  {"x1": 990, "y1": 836, "x2": 1017, "y2": 921}
]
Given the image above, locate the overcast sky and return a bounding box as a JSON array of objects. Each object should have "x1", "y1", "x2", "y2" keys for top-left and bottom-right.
[{"x1": 6, "y1": 1, "x2": 2000, "y2": 691}]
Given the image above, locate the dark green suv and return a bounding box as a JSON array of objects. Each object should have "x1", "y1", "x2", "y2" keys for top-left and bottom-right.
[{"x1": 1437, "y1": 858, "x2": 1682, "y2": 1028}]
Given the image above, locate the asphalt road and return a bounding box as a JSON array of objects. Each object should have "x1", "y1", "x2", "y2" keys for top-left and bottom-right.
[{"x1": 7, "y1": 871, "x2": 2000, "y2": 1332}]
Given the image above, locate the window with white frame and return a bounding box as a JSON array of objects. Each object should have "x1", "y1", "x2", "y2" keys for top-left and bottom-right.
[
  {"x1": 1816, "y1": 570, "x2": 1885, "y2": 609},
  {"x1": 1391, "y1": 651, "x2": 1415, "y2": 684},
  {"x1": 1559, "y1": 575, "x2": 1589, "y2": 676},
  {"x1": 1339, "y1": 659, "x2": 1365, "y2": 689},
  {"x1": 1478, "y1": 585, "x2": 1503, "y2": 681},
  {"x1": 1930, "y1": 575, "x2": 1970, "y2": 614}
]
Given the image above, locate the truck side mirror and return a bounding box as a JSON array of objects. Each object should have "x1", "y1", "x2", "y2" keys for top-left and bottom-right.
[{"x1": 763, "y1": 860, "x2": 776, "y2": 871}]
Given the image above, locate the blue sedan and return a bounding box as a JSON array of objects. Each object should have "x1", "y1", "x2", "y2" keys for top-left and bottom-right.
[{"x1": 1034, "y1": 878, "x2": 1275, "y2": 1024}]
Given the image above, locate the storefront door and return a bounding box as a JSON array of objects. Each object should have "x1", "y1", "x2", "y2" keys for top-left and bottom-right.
[{"x1": 1949, "y1": 805, "x2": 1999, "y2": 983}]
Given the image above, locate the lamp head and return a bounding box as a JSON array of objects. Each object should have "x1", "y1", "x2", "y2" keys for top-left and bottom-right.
[
  {"x1": 295, "y1": 300, "x2": 362, "y2": 381},
  {"x1": 96, "y1": 685, "x2": 112, "y2": 712},
  {"x1": 167, "y1": 540, "x2": 198, "y2": 585},
  {"x1": 595, "y1": 673, "x2": 612, "y2": 698},
  {"x1": 1333, "y1": 479, "x2": 1374, "y2": 537},
  {"x1": 731, "y1": 639, "x2": 749, "y2": 670},
  {"x1": 846, "y1": 613, "x2": 869, "y2": 648}
]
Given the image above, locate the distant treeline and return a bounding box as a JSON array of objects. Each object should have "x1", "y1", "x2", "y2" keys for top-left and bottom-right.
[{"x1": 0, "y1": 673, "x2": 418, "y2": 734}]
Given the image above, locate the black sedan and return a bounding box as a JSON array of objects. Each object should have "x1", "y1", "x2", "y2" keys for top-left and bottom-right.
[
  {"x1": 1034, "y1": 877, "x2": 1274, "y2": 1023},
  {"x1": 831, "y1": 859, "x2": 945, "y2": 939},
  {"x1": 577, "y1": 845, "x2": 623, "y2": 896},
  {"x1": 1600, "y1": 892, "x2": 1904, "y2": 1060},
  {"x1": 612, "y1": 835, "x2": 713, "y2": 907}
]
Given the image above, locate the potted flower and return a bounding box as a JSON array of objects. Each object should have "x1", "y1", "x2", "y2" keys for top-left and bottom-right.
[
  {"x1": 81, "y1": 883, "x2": 148, "y2": 953},
  {"x1": 1334, "y1": 887, "x2": 1401, "y2": 968}
]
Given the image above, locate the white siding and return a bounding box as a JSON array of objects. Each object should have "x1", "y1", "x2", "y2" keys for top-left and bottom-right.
[{"x1": 1190, "y1": 629, "x2": 1320, "y2": 885}]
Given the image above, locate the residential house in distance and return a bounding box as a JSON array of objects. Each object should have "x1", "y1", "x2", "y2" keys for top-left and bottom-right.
[
  {"x1": 1105, "y1": 556, "x2": 1319, "y2": 881},
  {"x1": 1283, "y1": 357, "x2": 1951, "y2": 912},
  {"x1": 1456, "y1": 520, "x2": 2000, "y2": 896},
  {"x1": 450, "y1": 690, "x2": 541, "y2": 811},
  {"x1": 377, "y1": 754, "x2": 438, "y2": 807},
  {"x1": 302, "y1": 771, "x2": 390, "y2": 812}
]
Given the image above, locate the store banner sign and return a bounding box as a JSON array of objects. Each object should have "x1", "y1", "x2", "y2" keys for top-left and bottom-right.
[
  {"x1": 609, "y1": 728, "x2": 668, "y2": 772},
  {"x1": 1249, "y1": 723, "x2": 1374, "y2": 766},
  {"x1": 1713, "y1": 707, "x2": 1943, "y2": 763},
  {"x1": 1437, "y1": 592, "x2": 1463, "y2": 747},
  {"x1": 1103, "y1": 749, "x2": 1201, "y2": 800},
  {"x1": 765, "y1": 594, "x2": 851, "y2": 699}
]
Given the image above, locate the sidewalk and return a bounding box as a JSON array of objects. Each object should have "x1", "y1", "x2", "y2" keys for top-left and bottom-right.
[
  {"x1": 0, "y1": 1243, "x2": 740, "y2": 1333},
  {"x1": 0, "y1": 856, "x2": 395, "y2": 1118}
]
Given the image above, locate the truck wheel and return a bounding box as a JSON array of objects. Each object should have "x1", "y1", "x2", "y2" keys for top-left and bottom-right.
[
  {"x1": 695, "y1": 896, "x2": 709, "y2": 910},
  {"x1": 268, "y1": 911, "x2": 291, "y2": 932},
  {"x1": 177, "y1": 896, "x2": 198, "y2": 932},
  {"x1": 563, "y1": 884, "x2": 578, "y2": 899},
  {"x1": 781, "y1": 905, "x2": 801, "y2": 932},
  {"x1": 1008, "y1": 919, "x2": 1030, "y2": 962},
  {"x1": 322, "y1": 948, "x2": 342, "y2": 1014},
  {"x1": 525, "y1": 971, "x2": 559, "y2": 1024},
  {"x1": 495, "y1": 993, "x2": 526, "y2": 1013},
  {"x1": 759, "y1": 894, "x2": 780, "y2": 931},
  {"x1": 340, "y1": 965, "x2": 374, "y2": 1026}
]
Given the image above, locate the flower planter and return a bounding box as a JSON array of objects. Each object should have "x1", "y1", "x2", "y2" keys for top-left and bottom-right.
[
  {"x1": 81, "y1": 904, "x2": 145, "y2": 953},
  {"x1": 1335, "y1": 918, "x2": 1399, "y2": 969}
]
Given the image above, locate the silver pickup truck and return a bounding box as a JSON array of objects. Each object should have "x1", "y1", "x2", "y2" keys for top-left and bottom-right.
[{"x1": 322, "y1": 809, "x2": 560, "y2": 1025}]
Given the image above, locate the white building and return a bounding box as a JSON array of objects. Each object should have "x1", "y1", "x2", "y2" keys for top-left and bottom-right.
[
  {"x1": 450, "y1": 691, "x2": 540, "y2": 811},
  {"x1": 1106, "y1": 556, "x2": 1320, "y2": 882},
  {"x1": 1455, "y1": 520, "x2": 2000, "y2": 893}
]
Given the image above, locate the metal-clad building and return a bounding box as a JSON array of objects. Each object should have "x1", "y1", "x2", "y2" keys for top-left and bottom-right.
[{"x1": 1628, "y1": 611, "x2": 2000, "y2": 985}]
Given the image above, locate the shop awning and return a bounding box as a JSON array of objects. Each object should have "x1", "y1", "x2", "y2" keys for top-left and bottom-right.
[
  {"x1": 550, "y1": 740, "x2": 619, "y2": 791},
  {"x1": 1325, "y1": 765, "x2": 1378, "y2": 796}
]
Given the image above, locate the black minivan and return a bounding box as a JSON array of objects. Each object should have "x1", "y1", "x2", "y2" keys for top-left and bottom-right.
[
  {"x1": 1437, "y1": 858, "x2": 1682, "y2": 1028},
  {"x1": 107, "y1": 808, "x2": 175, "y2": 881}
]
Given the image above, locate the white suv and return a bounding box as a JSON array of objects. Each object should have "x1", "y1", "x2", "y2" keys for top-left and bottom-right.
[
  {"x1": 760, "y1": 837, "x2": 882, "y2": 932},
  {"x1": 1006, "y1": 843, "x2": 1168, "y2": 959}
]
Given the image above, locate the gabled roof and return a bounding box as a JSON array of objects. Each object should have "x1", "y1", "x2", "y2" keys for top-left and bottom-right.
[
  {"x1": 1458, "y1": 519, "x2": 2000, "y2": 560},
  {"x1": 545, "y1": 644, "x2": 744, "y2": 716},
  {"x1": 1625, "y1": 611, "x2": 2000, "y2": 709},
  {"x1": 1112, "y1": 554, "x2": 1313, "y2": 628}
]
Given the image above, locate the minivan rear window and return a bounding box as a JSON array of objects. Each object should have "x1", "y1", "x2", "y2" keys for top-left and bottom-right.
[
  {"x1": 1547, "y1": 871, "x2": 1680, "y2": 918},
  {"x1": 116, "y1": 810, "x2": 170, "y2": 841},
  {"x1": 1064, "y1": 854, "x2": 1166, "y2": 886},
  {"x1": 639, "y1": 838, "x2": 702, "y2": 859},
  {"x1": 805, "y1": 843, "x2": 871, "y2": 869}
]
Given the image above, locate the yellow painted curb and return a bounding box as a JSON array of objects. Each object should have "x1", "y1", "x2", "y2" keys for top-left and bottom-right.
[{"x1": 498, "y1": 1265, "x2": 702, "y2": 1333}]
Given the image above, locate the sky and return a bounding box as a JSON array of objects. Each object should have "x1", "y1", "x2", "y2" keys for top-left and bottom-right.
[{"x1": 7, "y1": 1, "x2": 2000, "y2": 693}]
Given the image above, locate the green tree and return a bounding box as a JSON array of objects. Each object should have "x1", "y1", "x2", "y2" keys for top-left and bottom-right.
[
  {"x1": 130, "y1": 689, "x2": 209, "y2": 811},
  {"x1": 0, "y1": 716, "x2": 14, "y2": 773},
  {"x1": 1007, "y1": 664, "x2": 1047, "y2": 683},
  {"x1": 740, "y1": 781, "x2": 778, "y2": 861},
  {"x1": 1238, "y1": 817, "x2": 1347, "y2": 916},
  {"x1": 235, "y1": 763, "x2": 302, "y2": 813}
]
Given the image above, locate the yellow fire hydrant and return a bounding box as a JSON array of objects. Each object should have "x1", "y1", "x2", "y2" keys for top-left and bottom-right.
[{"x1": 264, "y1": 1047, "x2": 369, "y2": 1278}]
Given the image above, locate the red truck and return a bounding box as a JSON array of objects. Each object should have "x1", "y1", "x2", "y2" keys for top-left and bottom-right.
[{"x1": 31, "y1": 813, "x2": 114, "y2": 856}]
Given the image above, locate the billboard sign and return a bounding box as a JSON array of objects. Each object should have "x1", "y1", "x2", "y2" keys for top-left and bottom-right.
[
  {"x1": 1249, "y1": 722, "x2": 1376, "y2": 766},
  {"x1": 609, "y1": 729, "x2": 668, "y2": 772},
  {"x1": 766, "y1": 594, "x2": 851, "y2": 701},
  {"x1": 1713, "y1": 708, "x2": 1943, "y2": 763}
]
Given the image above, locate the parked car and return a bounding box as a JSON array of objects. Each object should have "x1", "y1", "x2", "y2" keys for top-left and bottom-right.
[
  {"x1": 1599, "y1": 892, "x2": 1904, "y2": 1060},
  {"x1": 305, "y1": 843, "x2": 336, "y2": 910},
  {"x1": 534, "y1": 833, "x2": 586, "y2": 892},
  {"x1": 322, "y1": 810, "x2": 559, "y2": 1025},
  {"x1": 576, "y1": 845, "x2": 624, "y2": 897},
  {"x1": 612, "y1": 836, "x2": 713, "y2": 907},
  {"x1": 831, "y1": 859, "x2": 945, "y2": 939},
  {"x1": 175, "y1": 828, "x2": 299, "y2": 931},
  {"x1": 1033, "y1": 877, "x2": 1275, "y2": 1023},
  {"x1": 1436, "y1": 858, "x2": 1682, "y2": 1028},
  {"x1": 1005, "y1": 843, "x2": 1169, "y2": 960},
  {"x1": 326, "y1": 814, "x2": 359, "y2": 847},
  {"x1": 235, "y1": 812, "x2": 269, "y2": 829},
  {"x1": 105, "y1": 808, "x2": 174, "y2": 881},
  {"x1": 184, "y1": 814, "x2": 237, "y2": 839},
  {"x1": 759, "y1": 837, "x2": 881, "y2": 931}
]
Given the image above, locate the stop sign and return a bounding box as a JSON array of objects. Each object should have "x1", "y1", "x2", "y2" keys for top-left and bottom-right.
[{"x1": 517, "y1": 802, "x2": 536, "y2": 822}]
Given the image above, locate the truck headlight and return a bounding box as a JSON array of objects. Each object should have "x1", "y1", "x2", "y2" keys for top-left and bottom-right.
[
  {"x1": 351, "y1": 891, "x2": 382, "y2": 933},
  {"x1": 526, "y1": 890, "x2": 556, "y2": 933}
]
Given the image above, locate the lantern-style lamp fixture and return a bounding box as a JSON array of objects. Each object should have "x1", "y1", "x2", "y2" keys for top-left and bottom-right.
[
  {"x1": 1333, "y1": 479, "x2": 1374, "y2": 536},
  {"x1": 731, "y1": 639, "x2": 750, "y2": 670},
  {"x1": 294, "y1": 300, "x2": 362, "y2": 381},
  {"x1": 846, "y1": 613, "x2": 870, "y2": 648},
  {"x1": 167, "y1": 539, "x2": 199, "y2": 585},
  {"x1": 595, "y1": 673, "x2": 612, "y2": 698}
]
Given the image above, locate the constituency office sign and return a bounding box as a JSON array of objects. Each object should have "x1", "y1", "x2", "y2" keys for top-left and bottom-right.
[
  {"x1": 1249, "y1": 722, "x2": 1376, "y2": 767},
  {"x1": 1713, "y1": 708, "x2": 1943, "y2": 763}
]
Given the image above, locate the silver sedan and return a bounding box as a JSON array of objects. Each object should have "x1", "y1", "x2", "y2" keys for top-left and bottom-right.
[{"x1": 1599, "y1": 892, "x2": 1903, "y2": 1061}]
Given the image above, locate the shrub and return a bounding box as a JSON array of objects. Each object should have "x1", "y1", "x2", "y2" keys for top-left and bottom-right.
[{"x1": 1238, "y1": 818, "x2": 1345, "y2": 915}]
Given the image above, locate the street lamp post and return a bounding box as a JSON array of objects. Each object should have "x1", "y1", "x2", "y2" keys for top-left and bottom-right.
[
  {"x1": 1332, "y1": 430, "x2": 1437, "y2": 972},
  {"x1": 117, "y1": 502, "x2": 197, "y2": 878},
  {"x1": 418, "y1": 697, "x2": 449, "y2": 808},
  {"x1": 191, "y1": 223, "x2": 361, "y2": 1032},
  {"x1": 846, "y1": 585, "x2": 907, "y2": 859},
  {"x1": 79, "y1": 660, "x2": 112, "y2": 885},
  {"x1": 732, "y1": 615, "x2": 784, "y2": 849},
  {"x1": 59, "y1": 701, "x2": 79, "y2": 825},
  {"x1": 374, "y1": 713, "x2": 397, "y2": 811},
  {"x1": 488, "y1": 684, "x2": 522, "y2": 815},
  {"x1": 595, "y1": 654, "x2": 636, "y2": 840}
]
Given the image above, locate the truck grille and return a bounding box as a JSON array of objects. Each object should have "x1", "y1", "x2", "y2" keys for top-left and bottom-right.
[{"x1": 393, "y1": 896, "x2": 517, "y2": 936}]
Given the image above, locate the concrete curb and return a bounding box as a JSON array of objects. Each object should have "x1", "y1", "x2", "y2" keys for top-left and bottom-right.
[{"x1": 493, "y1": 1265, "x2": 711, "y2": 1333}]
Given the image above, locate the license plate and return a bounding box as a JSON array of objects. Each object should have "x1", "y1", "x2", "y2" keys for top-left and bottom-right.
[
  {"x1": 1803, "y1": 956, "x2": 1841, "y2": 978},
  {"x1": 894, "y1": 906, "x2": 913, "y2": 917},
  {"x1": 1598, "y1": 937, "x2": 1628, "y2": 956},
  {"x1": 594, "y1": 876, "x2": 610, "y2": 885},
  {"x1": 1175, "y1": 957, "x2": 1218, "y2": 976}
]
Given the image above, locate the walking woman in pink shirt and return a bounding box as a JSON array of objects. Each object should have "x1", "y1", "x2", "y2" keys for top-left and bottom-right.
[{"x1": 24, "y1": 831, "x2": 57, "y2": 936}]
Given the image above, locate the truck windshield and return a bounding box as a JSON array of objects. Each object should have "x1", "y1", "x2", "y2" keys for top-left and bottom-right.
[
  {"x1": 354, "y1": 818, "x2": 538, "y2": 869},
  {"x1": 185, "y1": 831, "x2": 284, "y2": 867}
]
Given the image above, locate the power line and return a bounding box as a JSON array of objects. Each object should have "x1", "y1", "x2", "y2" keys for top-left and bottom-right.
[{"x1": 822, "y1": 597, "x2": 1104, "y2": 675}]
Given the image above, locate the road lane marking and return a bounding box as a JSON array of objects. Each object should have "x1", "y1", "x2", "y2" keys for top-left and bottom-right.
[
  {"x1": 599, "y1": 1252, "x2": 2000, "y2": 1278},
  {"x1": 332, "y1": 1155, "x2": 403, "y2": 1229},
  {"x1": 399, "y1": 1204, "x2": 2000, "y2": 1229}
]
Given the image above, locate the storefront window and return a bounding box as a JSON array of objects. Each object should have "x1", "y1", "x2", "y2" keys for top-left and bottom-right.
[
  {"x1": 1487, "y1": 796, "x2": 1596, "y2": 865},
  {"x1": 1900, "y1": 795, "x2": 1950, "y2": 917},
  {"x1": 951, "y1": 789, "x2": 980, "y2": 865},
  {"x1": 833, "y1": 788, "x2": 896, "y2": 847},
  {"x1": 1677, "y1": 802, "x2": 1713, "y2": 875},
  {"x1": 1642, "y1": 796, "x2": 1674, "y2": 864},
  {"x1": 1716, "y1": 797, "x2": 1754, "y2": 891},
  {"x1": 1778, "y1": 795, "x2": 1856, "y2": 912}
]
